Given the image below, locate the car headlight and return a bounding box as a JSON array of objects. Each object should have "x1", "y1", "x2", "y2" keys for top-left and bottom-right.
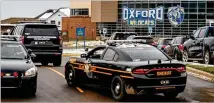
[{"x1": 25, "y1": 67, "x2": 37, "y2": 76}]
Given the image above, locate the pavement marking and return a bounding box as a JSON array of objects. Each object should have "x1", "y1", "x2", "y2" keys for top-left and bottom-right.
[
  {"x1": 76, "y1": 87, "x2": 84, "y2": 93},
  {"x1": 45, "y1": 67, "x2": 65, "y2": 78},
  {"x1": 43, "y1": 66, "x2": 84, "y2": 93}
]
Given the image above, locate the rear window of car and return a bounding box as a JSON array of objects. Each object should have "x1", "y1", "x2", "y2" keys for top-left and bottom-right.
[
  {"x1": 120, "y1": 47, "x2": 169, "y2": 61},
  {"x1": 23, "y1": 25, "x2": 59, "y2": 36},
  {"x1": 158, "y1": 39, "x2": 172, "y2": 45},
  {"x1": 115, "y1": 33, "x2": 137, "y2": 40}
]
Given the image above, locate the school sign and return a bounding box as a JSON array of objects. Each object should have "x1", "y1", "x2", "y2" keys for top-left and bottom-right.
[{"x1": 122, "y1": 5, "x2": 185, "y2": 27}]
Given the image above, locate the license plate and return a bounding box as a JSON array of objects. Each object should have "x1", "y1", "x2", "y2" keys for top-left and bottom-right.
[
  {"x1": 157, "y1": 71, "x2": 172, "y2": 76},
  {"x1": 39, "y1": 41, "x2": 46, "y2": 44}
]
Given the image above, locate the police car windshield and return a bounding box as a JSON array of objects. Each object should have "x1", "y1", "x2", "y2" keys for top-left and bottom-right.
[
  {"x1": 24, "y1": 25, "x2": 59, "y2": 36},
  {"x1": 1, "y1": 43, "x2": 27, "y2": 59},
  {"x1": 121, "y1": 47, "x2": 169, "y2": 61}
]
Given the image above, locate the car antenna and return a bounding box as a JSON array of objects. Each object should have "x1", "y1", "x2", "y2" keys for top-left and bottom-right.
[{"x1": 158, "y1": 59, "x2": 161, "y2": 64}]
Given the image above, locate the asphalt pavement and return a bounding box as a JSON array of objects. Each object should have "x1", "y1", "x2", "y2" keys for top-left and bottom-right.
[{"x1": 1, "y1": 57, "x2": 214, "y2": 102}]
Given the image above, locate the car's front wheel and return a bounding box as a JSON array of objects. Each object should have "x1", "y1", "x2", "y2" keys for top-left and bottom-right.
[
  {"x1": 164, "y1": 92, "x2": 179, "y2": 99},
  {"x1": 65, "y1": 66, "x2": 77, "y2": 87},
  {"x1": 111, "y1": 76, "x2": 126, "y2": 101},
  {"x1": 53, "y1": 56, "x2": 62, "y2": 66}
]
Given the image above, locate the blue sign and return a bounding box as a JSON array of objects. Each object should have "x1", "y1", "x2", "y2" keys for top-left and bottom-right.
[
  {"x1": 76, "y1": 28, "x2": 85, "y2": 36},
  {"x1": 167, "y1": 5, "x2": 185, "y2": 27},
  {"x1": 123, "y1": 6, "x2": 164, "y2": 26}
]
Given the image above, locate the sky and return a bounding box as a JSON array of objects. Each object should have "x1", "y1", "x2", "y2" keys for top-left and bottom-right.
[{"x1": 0, "y1": 0, "x2": 70, "y2": 20}]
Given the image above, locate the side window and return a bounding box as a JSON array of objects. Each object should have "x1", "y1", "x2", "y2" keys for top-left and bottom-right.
[
  {"x1": 194, "y1": 29, "x2": 201, "y2": 38},
  {"x1": 198, "y1": 28, "x2": 206, "y2": 38},
  {"x1": 207, "y1": 27, "x2": 214, "y2": 37},
  {"x1": 103, "y1": 49, "x2": 116, "y2": 61},
  {"x1": 88, "y1": 48, "x2": 105, "y2": 59}
]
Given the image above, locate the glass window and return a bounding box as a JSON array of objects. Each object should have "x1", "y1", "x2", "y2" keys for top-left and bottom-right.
[
  {"x1": 198, "y1": 28, "x2": 206, "y2": 38},
  {"x1": 207, "y1": 27, "x2": 214, "y2": 37},
  {"x1": 24, "y1": 25, "x2": 59, "y2": 36},
  {"x1": 103, "y1": 49, "x2": 116, "y2": 61},
  {"x1": 121, "y1": 47, "x2": 168, "y2": 61},
  {"x1": 194, "y1": 29, "x2": 201, "y2": 38},
  {"x1": 1, "y1": 43, "x2": 27, "y2": 59}
]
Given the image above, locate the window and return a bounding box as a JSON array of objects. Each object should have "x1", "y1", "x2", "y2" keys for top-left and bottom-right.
[
  {"x1": 103, "y1": 49, "x2": 116, "y2": 61},
  {"x1": 207, "y1": 27, "x2": 214, "y2": 37},
  {"x1": 198, "y1": 28, "x2": 206, "y2": 38},
  {"x1": 24, "y1": 25, "x2": 59, "y2": 36},
  {"x1": 194, "y1": 29, "x2": 201, "y2": 38},
  {"x1": 51, "y1": 20, "x2": 55, "y2": 24}
]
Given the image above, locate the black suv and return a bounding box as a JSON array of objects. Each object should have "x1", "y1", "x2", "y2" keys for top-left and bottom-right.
[
  {"x1": 182, "y1": 26, "x2": 214, "y2": 64},
  {"x1": 10, "y1": 23, "x2": 63, "y2": 66}
]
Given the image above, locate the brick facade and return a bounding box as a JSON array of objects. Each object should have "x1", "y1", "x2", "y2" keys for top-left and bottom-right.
[{"x1": 62, "y1": 16, "x2": 97, "y2": 40}]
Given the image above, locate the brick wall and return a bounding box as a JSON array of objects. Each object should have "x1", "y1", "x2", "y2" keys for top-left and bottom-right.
[{"x1": 62, "y1": 16, "x2": 97, "y2": 40}]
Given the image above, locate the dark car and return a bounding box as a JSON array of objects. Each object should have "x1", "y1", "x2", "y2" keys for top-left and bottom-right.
[
  {"x1": 126, "y1": 35, "x2": 157, "y2": 46},
  {"x1": 9, "y1": 23, "x2": 63, "y2": 66},
  {"x1": 157, "y1": 38, "x2": 173, "y2": 50},
  {"x1": 1, "y1": 36, "x2": 37, "y2": 96},
  {"x1": 64, "y1": 44, "x2": 187, "y2": 101},
  {"x1": 182, "y1": 26, "x2": 214, "y2": 64},
  {"x1": 164, "y1": 36, "x2": 189, "y2": 61}
]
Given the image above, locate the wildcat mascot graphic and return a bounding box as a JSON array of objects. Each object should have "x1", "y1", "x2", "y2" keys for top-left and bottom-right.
[{"x1": 167, "y1": 5, "x2": 185, "y2": 27}]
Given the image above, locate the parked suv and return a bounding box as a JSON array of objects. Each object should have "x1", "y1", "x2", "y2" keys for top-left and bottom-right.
[
  {"x1": 182, "y1": 26, "x2": 214, "y2": 64},
  {"x1": 164, "y1": 36, "x2": 189, "y2": 61},
  {"x1": 9, "y1": 23, "x2": 63, "y2": 66}
]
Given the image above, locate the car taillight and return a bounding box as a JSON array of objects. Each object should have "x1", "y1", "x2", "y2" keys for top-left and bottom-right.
[
  {"x1": 1, "y1": 72, "x2": 4, "y2": 77},
  {"x1": 177, "y1": 67, "x2": 186, "y2": 72},
  {"x1": 20, "y1": 36, "x2": 24, "y2": 44},
  {"x1": 132, "y1": 69, "x2": 149, "y2": 74},
  {"x1": 178, "y1": 44, "x2": 184, "y2": 51},
  {"x1": 59, "y1": 36, "x2": 63, "y2": 45},
  {"x1": 13, "y1": 72, "x2": 18, "y2": 77},
  {"x1": 162, "y1": 45, "x2": 166, "y2": 49}
]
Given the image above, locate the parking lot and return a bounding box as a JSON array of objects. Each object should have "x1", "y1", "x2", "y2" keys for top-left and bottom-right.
[{"x1": 1, "y1": 56, "x2": 214, "y2": 102}]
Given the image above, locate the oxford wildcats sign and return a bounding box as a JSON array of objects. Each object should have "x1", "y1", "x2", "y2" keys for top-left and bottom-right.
[
  {"x1": 167, "y1": 5, "x2": 185, "y2": 27},
  {"x1": 122, "y1": 5, "x2": 185, "y2": 27},
  {"x1": 123, "y1": 7, "x2": 164, "y2": 26}
]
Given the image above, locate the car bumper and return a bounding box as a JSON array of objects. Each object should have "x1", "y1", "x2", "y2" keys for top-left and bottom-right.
[
  {"x1": 1, "y1": 76, "x2": 37, "y2": 89},
  {"x1": 123, "y1": 74, "x2": 187, "y2": 95}
]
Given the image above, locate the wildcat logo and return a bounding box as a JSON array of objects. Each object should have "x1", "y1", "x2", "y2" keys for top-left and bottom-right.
[{"x1": 167, "y1": 5, "x2": 185, "y2": 27}]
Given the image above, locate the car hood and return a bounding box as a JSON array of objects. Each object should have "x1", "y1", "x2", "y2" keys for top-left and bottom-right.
[{"x1": 1, "y1": 59, "x2": 35, "y2": 72}]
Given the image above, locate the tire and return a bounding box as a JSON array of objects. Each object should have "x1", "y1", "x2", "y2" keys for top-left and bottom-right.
[
  {"x1": 53, "y1": 56, "x2": 62, "y2": 66},
  {"x1": 203, "y1": 50, "x2": 210, "y2": 65},
  {"x1": 164, "y1": 92, "x2": 179, "y2": 99},
  {"x1": 65, "y1": 66, "x2": 77, "y2": 87},
  {"x1": 111, "y1": 76, "x2": 126, "y2": 101},
  {"x1": 182, "y1": 50, "x2": 188, "y2": 62},
  {"x1": 41, "y1": 61, "x2": 48, "y2": 66}
]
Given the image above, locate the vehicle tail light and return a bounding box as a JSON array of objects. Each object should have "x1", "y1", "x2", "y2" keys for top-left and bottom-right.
[
  {"x1": 13, "y1": 72, "x2": 18, "y2": 77},
  {"x1": 177, "y1": 67, "x2": 186, "y2": 72},
  {"x1": 59, "y1": 36, "x2": 63, "y2": 45},
  {"x1": 178, "y1": 44, "x2": 184, "y2": 51},
  {"x1": 162, "y1": 45, "x2": 166, "y2": 49},
  {"x1": 1, "y1": 72, "x2": 4, "y2": 77},
  {"x1": 132, "y1": 69, "x2": 149, "y2": 74},
  {"x1": 20, "y1": 36, "x2": 24, "y2": 44}
]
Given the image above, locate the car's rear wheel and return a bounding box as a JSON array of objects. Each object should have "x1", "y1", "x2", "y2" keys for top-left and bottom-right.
[
  {"x1": 164, "y1": 92, "x2": 179, "y2": 99},
  {"x1": 53, "y1": 56, "x2": 62, "y2": 66},
  {"x1": 65, "y1": 66, "x2": 77, "y2": 87},
  {"x1": 41, "y1": 61, "x2": 48, "y2": 66},
  {"x1": 111, "y1": 76, "x2": 126, "y2": 101},
  {"x1": 182, "y1": 50, "x2": 188, "y2": 62},
  {"x1": 203, "y1": 50, "x2": 210, "y2": 65}
]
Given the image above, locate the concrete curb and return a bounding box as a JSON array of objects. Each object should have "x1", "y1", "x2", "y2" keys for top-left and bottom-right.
[{"x1": 186, "y1": 67, "x2": 214, "y2": 83}]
